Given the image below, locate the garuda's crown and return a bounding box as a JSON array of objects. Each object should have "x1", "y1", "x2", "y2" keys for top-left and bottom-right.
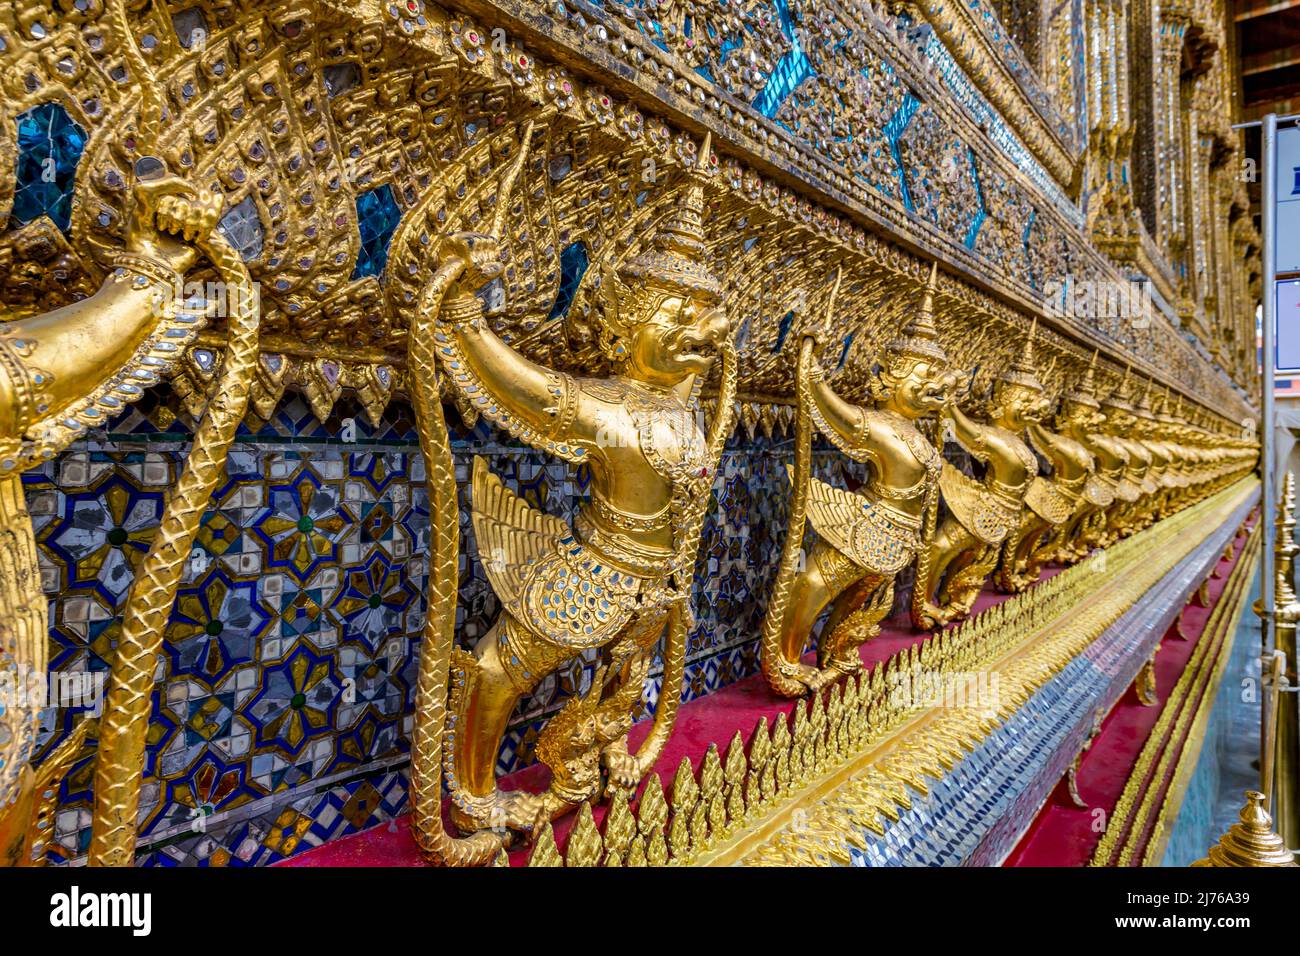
[
  {"x1": 616, "y1": 132, "x2": 722, "y2": 304},
  {"x1": 1102, "y1": 364, "x2": 1135, "y2": 412},
  {"x1": 1132, "y1": 377, "x2": 1157, "y2": 420},
  {"x1": 998, "y1": 317, "x2": 1043, "y2": 391},
  {"x1": 1063, "y1": 349, "x2": 1101, "y2": 409},
  {"x1": 886, "y1": 262, "x2": 948, "y2": 364}
]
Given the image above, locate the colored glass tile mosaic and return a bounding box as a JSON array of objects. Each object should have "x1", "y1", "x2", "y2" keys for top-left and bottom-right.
[
  {"x1": 352, "y1": 184, "x2": 402, "y2": 279},
  {"x1": 11, "y1": 102, "x2": 87, "y2": 233}
]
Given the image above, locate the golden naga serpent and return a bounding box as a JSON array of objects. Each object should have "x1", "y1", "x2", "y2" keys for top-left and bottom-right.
[
  {"x1": 407, "y1": 264, "x2": 505, "y2": 866},
  {"x1": 760, "y1": 334, "x2": 817, "y2": 697},
  {"x1": 87, "y1": 229, "x2": 261, "y2": 866},
  {"x1": 87, "y1": 1, "x2": 263, "y2": 867},
  {"x1": 760, "y1": 264, "x2": 840, "y2": 697}
]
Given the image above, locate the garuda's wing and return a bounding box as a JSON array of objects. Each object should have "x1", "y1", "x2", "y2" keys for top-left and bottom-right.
[
  {"x1": 939, "y1": 462, "x2": 1010, "y2": 544},
  {"x1": 805, "y1": 474, "x2": 868, "y2": 560},
  {"x1": 470, "y1": 456, "x2": 569, "y2": 607},
  {"x1": 803, "y1": 472, "x2": 918, "y2": 575},
  {"x1": 1024, "y1": 476, "x2": 1074, "y2": 526}
]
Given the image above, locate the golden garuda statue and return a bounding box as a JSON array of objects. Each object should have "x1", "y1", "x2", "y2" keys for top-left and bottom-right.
[
  {"x1": 1141, "y1": 387, "x2": 1187, "y2": 521},
  {"x1": 996, "y1": 370, "x2": 1097, "y2": 593},
  {"x1": 1094, "y1": 370, "x2": 1149, "y2": 546},
  {"x1": 910, "y1": 322, "x2": 1046, "y2": 629},
  {"x1": 1071, "y1": 372, "x2": 1133, "y2": 552},
  {"x1": 1126, "y1": 381, "x2": 1171, "y2": 530},
  {"x1": 0, "y1": 5, "x2": 266, "y2": 868},
  {"x1": 0, "y1": 162, "x2": 231, "y2": 865},
  {"x1": 760, "y1": 263, "x2": 952, "y2": 697},
  {"x1": 1174, "y1": 404, "x2": 1221, "y2": 502},
  {"x1": 402, "y1": 124, "x2": 736, "y2": 864},
  {"x1": 1033, "y1": 353, "x2": 1114, "y2": 565}
]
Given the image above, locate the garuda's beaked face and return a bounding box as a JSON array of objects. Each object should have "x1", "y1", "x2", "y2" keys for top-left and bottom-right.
[
  {"x1": 624, "y1": 290, "x2": 728, "y2": 386},
  {"x1": 1060, "y1": 399, "x2": 1099, "y2": 430},
  {"x1": 887, "y1": 357, "x2": 951, "y2": 419},
  {"x1": 995, "y1": 383, "x2": 1045, "y2": 429},
  {"x1": 1103, "y1": 406, "x2": 1134, "y2": 432}
]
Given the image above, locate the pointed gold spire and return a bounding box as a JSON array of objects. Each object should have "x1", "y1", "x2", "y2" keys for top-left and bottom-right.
[
  {"x1": 1064, "y1": 348, "x2": 1101, "y2": 408},
  {"x1": 1132, "y1": 375, "x2": 1157, "y2": 419},
  {"x1": 999, "y1": 317, "x2": 1043, "y2": 390},
  {"x1": 887, "y1": 261, "x2": 947, "y2": 363},
  {"x1": 1103, "y1": 362, "x2": 1134, "y2": 411},
  {"x1": 617, "y1": 130, "x2": 720, "y2": 302}
]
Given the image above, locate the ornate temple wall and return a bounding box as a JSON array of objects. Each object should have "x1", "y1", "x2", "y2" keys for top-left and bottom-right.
[
  {"x1": 0, "y1": 0, "x2": 1261, "y2": 866},
  {"x1": 30, "y1": 396, "x2": 880, "y2": 863}
]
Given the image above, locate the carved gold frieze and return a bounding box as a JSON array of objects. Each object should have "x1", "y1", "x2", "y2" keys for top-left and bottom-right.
[
  {"x1": 492, "y1": 478, "x2": 1258, "y2": 866},
  {"x1": 0, "y1": 0, "x2": 1255, "y2": 424}
]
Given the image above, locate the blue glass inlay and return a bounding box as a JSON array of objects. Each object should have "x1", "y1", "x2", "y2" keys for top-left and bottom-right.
[
  {"x1": 548, "y1": 241, "x2": 589, "y2": 320},
  {"x1": 884, "y1": 94, "x2": 920, "y2": 211},
  {"x1": 11, "y1": 103, "x2": 87, "y2": 234},
  {"x1": 913, "y1": 27, "x2": 1079, "y2": 225},
  {"x1": 351, "y1": 184, "x2": 401, "y2": 279},
  {"x1": 773, "y1": 310, "x2": 794, "y2": 353},
  {"x1": 837, "y1": 333, "x2": 854, "y2": 370},
  {"x1": 752, "y1": 0, "x2": 812, "y2": 119},
  {"x1": 964, "y1": 148, "x2": 987, "y2": 249}
]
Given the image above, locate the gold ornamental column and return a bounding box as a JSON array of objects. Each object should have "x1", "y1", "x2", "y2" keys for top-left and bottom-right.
[{"x1": 1270, "y1": 474, "x2": 1300, "y2": 848}]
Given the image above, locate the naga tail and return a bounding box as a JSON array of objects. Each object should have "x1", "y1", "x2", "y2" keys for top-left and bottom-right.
[
  {"x1": 89, "y1": 228, "x2": 261, "y2": 866},
  {"x1": 760, "y1": 335, "x2": 817, "y2": 696},
  {"x1": 407, "y1": 266, "x2": 503, "y2": 867}
]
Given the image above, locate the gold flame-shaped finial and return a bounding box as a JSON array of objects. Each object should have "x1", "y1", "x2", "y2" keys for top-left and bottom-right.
[
  {"x1": 490, "y1": 120, "x2": 536, "y2": 241},
  {"x1": 825, "y1": 263, "x2": 844, "y2": 321}
]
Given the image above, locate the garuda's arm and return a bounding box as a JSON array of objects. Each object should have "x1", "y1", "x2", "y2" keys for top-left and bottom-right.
[
  {"x1": 805, "y1": 361, "x2": 877, "y2": 465},
  {"x1": 420, "y1": 119, "x2": 592, "y2": 467},
  {"x1": 945, "y1": 403, "x2": 990, "y2": 462},
  {"x1": 0, "y1": 171, "x2": 221, "y2": 470},
  {"x1": 430, "y1": 255, "x2": 591, "y2": 466},
  {"x1": 1026, "y1": 421, "x2": 1069, "y2": 469}
]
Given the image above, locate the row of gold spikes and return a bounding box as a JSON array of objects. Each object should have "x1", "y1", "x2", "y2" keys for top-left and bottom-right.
[{"x1": 511, "y1": 470, "x2": 1256, "y2": 867}]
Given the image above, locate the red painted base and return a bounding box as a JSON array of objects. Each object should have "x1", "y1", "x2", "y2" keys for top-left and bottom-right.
[{"x1": 1003, "y1": 525, "x2": 1252, "y2": 867}]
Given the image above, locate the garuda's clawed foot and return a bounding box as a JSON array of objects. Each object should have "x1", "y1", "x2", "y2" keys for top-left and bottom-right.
[
  {"x1": 818, "y1": 649, "x2": 864, "y2": 682},
  {"x1": 601, "y1": 738, "x2": 643, "y2": 794},
  {"x1": 791, "y1": 660, "x2": 843, "y2": 692},
  {"x1": 449, "y1": 787, "x2": 548, "y2": 839},
  {"x1": 995, "y1": 563, "x2": 1036, "y2": 593},
  {"x1": 911, "y1": 600, "x2": 953, "y2": 631}
]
